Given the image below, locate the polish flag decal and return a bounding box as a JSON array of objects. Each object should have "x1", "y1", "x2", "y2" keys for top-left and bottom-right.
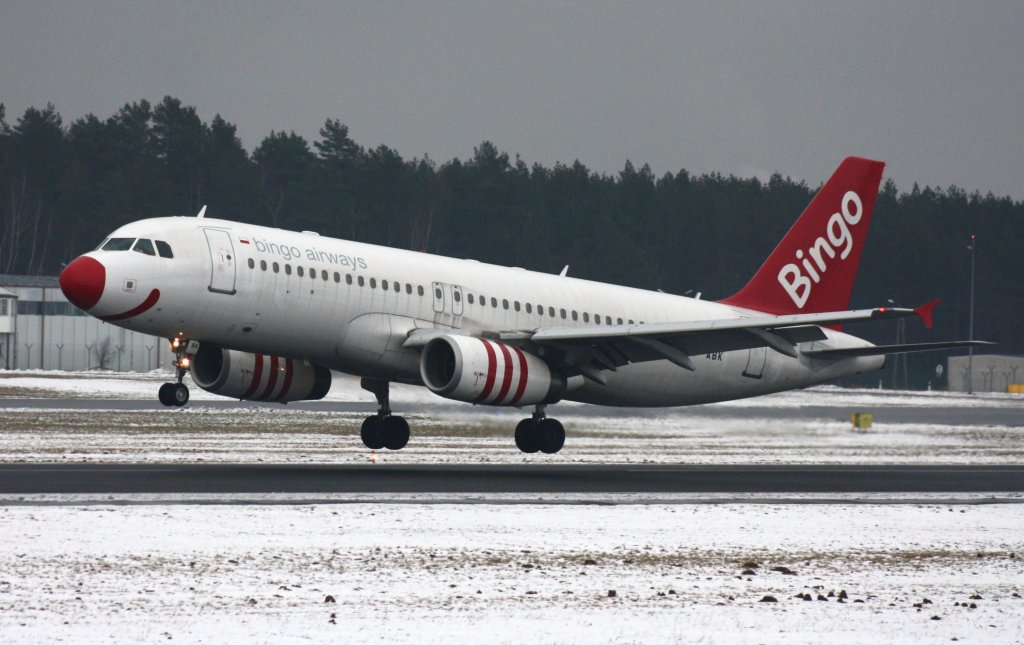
[{"x1": 239, "y1": 238, "x2": 250, "y2": 245}]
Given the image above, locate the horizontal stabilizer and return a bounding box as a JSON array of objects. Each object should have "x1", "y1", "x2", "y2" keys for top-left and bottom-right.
[{"x1": 802, "y1": 340, "x2": 995, "y2": 359}]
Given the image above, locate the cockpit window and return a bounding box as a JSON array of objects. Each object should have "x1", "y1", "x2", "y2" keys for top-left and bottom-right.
[
  {"x1": 94, "y1": 238, "x2": 110, "y2": 251},
  {"x1": 102, "y1": 237, "x2": 135, "y2": 251},
  {"x1": 132, "y1": 239, "x2": 156, "y2": 256},
  {"x1": 155, "y1": 240, "x2": 174, "y2": 258}
]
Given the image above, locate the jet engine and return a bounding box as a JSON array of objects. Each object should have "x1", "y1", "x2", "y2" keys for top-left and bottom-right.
[
  {"x1": 420, "y1": 335, "x2": 564, "y2": 406},
  {"x1": 189, "y1": 344, "x2": 331, "y2": 403}
]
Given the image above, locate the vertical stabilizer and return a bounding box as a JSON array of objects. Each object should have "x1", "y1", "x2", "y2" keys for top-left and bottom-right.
[{"x1": 720, "y1": 156, "x2": 885, "y2": 314}]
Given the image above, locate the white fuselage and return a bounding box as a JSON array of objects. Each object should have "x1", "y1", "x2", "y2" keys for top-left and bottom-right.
[{"x1": 81, "y1": 217, "x2": 883, "y2": 407}]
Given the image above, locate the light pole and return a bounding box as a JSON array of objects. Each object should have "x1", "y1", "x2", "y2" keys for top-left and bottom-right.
[{"x1": 967, "y1": 234, "x2": 976, "y2": 394}]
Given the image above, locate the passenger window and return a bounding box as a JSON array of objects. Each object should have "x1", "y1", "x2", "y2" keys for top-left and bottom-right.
[
  {"x1": 297, "y1": 266, "x2": 304, "y2": 277},
  {"x1": 273, "y1": 262, "x2": 280, "y2": 273},
  {"x1": 606, "y1": 316, "x2": 612, "y2": 325},
  {"x1": 406, "y1": 284, "x2": 412, "y2": 294},
  {"x1": 102, "y1": 238, "x2": 135, "y2": 251},
  {"x1": 383, "y1": 280, "x2": 389, "y2": 291},
  {"x1": 502, "y1": 299, "x2": 509, "y2": 310},
  {"x1": 525, "y1": 303, "x2": 532, "y2": 314},
  {"x1": 468, "y1": 294, "x2": 474, "y2": 305},
  {"x1": 417, "y1": 285, "x2": 424, "y2": 296},
  {"x1": 346, "y1": 274, "x2": 353, "y2": 285},
  {"x1": 560, "y1": 308, "x2": 567, "y2": 320},
  {"x1": 628, "y1": 319, "x2": 634, "y2": 325},
  {"x1": 155, "y1": 241, "x2": 174, "y2": 258},
  {"x1": 491, "y1": 297, "x2": 498, "y2": 308},
  {"x1": 260, "y1": 260, "x2": 267, "y2": 271},
  {"x1": 583, "y1": 313, "x2": 589, "y2": 323},
  {"x1": 434, "y1": 287, "x2": 442, "y2": 299},
  {"x1": 334, "y1": 272, "x2": 340, "y2": 283},
  {"x1": 548, "y1": 306, "x2": 555, "y2": 317},
  {"x1": 321, "y1": 270, "x2": 328, "y2": 281},
  {"x1": 571, "y1": 311, "x2": 578, "y2": 321},
  {"x1": 358, "y1": 276, "x2": 365, "y2": 287},
  {"x1": 132, "y1": 239, "x2": 156, "y2": 256},
  {"x1": 514, "y1": 301, "x2": 521, "y2": 312},
  {"x1": 454, "y1": 291, "x2": 461, "y2": 302},
  {"x1": 285, "y1": 264, "x2": 292, "y2": 275},
  {"x1": 309, "y1": 267, "x2": 316, "y2": 278},
  {"x1": 370, "y1": 278, "x2": 377, "y2": 289},
  {"x1": 248, "y1": 258, "x2": 255, "y2": 269}
]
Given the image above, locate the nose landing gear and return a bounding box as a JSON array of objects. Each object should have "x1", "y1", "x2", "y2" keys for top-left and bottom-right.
[
  {"x1": 515, "y1": 405, "x2": 565, "y2": 454},
  {"x1": 360, "y1": 378, "x2": 410, "y2": 450},
  {"x1": 158, "y1": 337, "x2": 191, "y2": 407}
]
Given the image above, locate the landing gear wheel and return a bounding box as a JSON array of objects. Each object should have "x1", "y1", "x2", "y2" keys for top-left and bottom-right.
[
  {"x1": 158, "y1": 382, "x2": 175, "y2": 406},
  {"x1": 361, "y1": 416, "x2": 386, "y2": 450},
  {"x1": 170, "y1": 382, "x2": 190, "y2": 407},
  {"x1": 537, "y1": 418, "x2": 565, "y2": 454},
  {"x1": 515, "y1": 419, "x2": 540, "y2": 453},
  {"x1": 382, "y1": 416, "x2": 410, "y2": 451}
]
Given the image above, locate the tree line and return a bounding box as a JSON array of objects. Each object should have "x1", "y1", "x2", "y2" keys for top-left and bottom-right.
[{"x1": 1, "y1": 97, "x2": 1019, "y2": 388}]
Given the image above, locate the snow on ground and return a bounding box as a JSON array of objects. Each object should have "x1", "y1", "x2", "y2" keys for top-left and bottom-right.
[
  {"x1": 0, "y1": 370, "x2": 1020, "y2": 464},
  {"x1": 0, "y1": 503, "x2": 1022, "y2": 644},
  {"x1": 2, "y1": 371, "x2": 1023, "y2": 642},
  {"x1": 2, "y1": 368, "x2": 1023, "y2": 408}
]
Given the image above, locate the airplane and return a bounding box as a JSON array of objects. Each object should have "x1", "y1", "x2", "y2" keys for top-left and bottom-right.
[{"x1": 58, "y1": 156, "x2": 988, "y2": 454}]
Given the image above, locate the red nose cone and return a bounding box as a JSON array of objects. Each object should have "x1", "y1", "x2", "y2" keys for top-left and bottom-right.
[{"x1": 60, "y1": 256, "x2": 106, "y2": 310}]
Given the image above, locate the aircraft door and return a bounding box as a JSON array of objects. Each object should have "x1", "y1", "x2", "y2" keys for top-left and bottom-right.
[
  {"x1": 451, "y1": 285, "x2": 464, "y2": 316},
  {"x1": 742, "y1": 347, "x2": 767, "y2": 379},
  {"x1": 431, "y1": 281, "x2": 445, "y2": 313},
  {"x1": 203, "y1": 229, "x2": 236, "y2": 295}
]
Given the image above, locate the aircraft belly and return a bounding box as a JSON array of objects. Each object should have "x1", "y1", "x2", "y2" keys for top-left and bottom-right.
[{"x1": 564, "y1": 349, "x2": 880, "y2": 407}]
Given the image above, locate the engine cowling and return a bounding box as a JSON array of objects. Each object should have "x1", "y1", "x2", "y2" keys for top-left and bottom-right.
[
  {"x1": 189, "y1": 344, "x2": 331, "y2": 403},
  {"x1": 420, "y1": 335, "x2": 564, "y2": 406}
]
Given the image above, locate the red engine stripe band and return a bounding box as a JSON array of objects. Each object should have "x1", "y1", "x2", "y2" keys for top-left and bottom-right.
[
  {"x1": 493, "y1": 342, "x2": 514, "y2": 404},
  {"x1": 241, "y1": 353, "x2": 264, "y2": 400},
  {"x1": 259, "y1": 355, "x2": 280, "y2": 400},
  {"x1": 509, "y1": 346, "x2": 529, "y2": 405},
  {"x1": 475, "y1": 339, "x2": 498, "y2": 403},
  {"x1": 275, "y1": 357, "x2": 295, "y2": 402}
]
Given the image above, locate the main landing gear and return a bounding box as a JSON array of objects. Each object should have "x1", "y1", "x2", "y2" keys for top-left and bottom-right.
[
  {"x1": 158, "y1": 337, "x2": 191, "y2": 407},
  {"x1": 360, "y1": 378, "x2": 410, "y2": 451},
  {"x1": 515, "y1": 405, "x2": 565, "y2": 454}
]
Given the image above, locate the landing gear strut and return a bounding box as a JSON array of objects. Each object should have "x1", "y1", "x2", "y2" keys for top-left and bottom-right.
[
  {"x1": 158, "y1": 337, "x2": 191, "y2": 407},
  {"x1": 360, "y1": 378, "x2": 410, "y2": 451},
  {"x1": 515, "y1": 405, "x2": 565, "y2": 454}
]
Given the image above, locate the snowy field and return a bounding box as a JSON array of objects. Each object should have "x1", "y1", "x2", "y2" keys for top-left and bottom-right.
[
  {"x1": 0, "y1": 503, "x2": 1022, "y2": 643},
  {"x1": 0, "y1": 370, "x2": 1021, "y2": 464},
  {"x1": 1, "y1": 370, "x2": 1023, "y2": 643}
]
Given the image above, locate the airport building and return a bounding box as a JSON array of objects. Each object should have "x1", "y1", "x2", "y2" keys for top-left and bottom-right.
[
  {"x1": 0, "y1": 275, "x2": 173, "y2": 372},
  {"x1": 947, "y1": 354, "x2": 1024, "y2": 393}
]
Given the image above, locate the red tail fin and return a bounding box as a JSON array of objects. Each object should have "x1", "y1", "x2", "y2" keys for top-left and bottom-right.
[{"x1": 720, "y1": 156, "x2": 885, "y2": 314}]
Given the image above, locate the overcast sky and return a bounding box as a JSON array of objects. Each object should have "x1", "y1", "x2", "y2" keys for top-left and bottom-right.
[{"x1": 2, "y1": 1, "x2": 1023, "y2": 198}]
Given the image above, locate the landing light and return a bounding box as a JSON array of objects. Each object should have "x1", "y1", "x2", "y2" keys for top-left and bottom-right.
[{"x1": 178, "y1": 357, "x2": 191, "y2": 369}]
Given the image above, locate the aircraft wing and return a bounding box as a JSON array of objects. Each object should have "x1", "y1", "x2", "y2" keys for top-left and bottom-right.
[{"x1": 406, "y1": 306, "x2": 931, "y2": 383}]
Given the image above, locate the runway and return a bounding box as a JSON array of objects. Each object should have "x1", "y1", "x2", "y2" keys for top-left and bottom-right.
[{"x1": 2, "y1": 463, "x2": 1022, "y2": 496}]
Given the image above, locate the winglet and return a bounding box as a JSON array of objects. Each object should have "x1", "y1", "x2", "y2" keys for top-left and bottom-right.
[
  {"x1": 197, "y1": 205, "x2": 207, "y2": 219},
  {"x1": 914, "y1": 299, "x2": 940, "y2": 329}
]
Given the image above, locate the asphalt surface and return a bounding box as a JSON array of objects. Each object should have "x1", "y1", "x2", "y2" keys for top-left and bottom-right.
[{"x1": 1, "y1": 464, "x2": 1022, "y2": 495}]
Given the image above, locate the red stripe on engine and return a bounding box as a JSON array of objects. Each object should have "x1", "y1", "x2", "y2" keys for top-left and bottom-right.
[
  {"x1": 275, "y1": 357, "x2": 295, "y2": 402},
  {"x1": 493, "y1": 342, "x2": 514, "y2": 404},
  {"x1": 258, "y1": 355, "x2": 280, "y2": 400},
  {"x1": 509, "y1": 346, "x2": 529, "y2": 405},
  {"x1": 240, "y1": 353, "x2": 264, "y2": 400},
  {"x1": 474, "y1": 339, "x2": 498, "y2": 403}
]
